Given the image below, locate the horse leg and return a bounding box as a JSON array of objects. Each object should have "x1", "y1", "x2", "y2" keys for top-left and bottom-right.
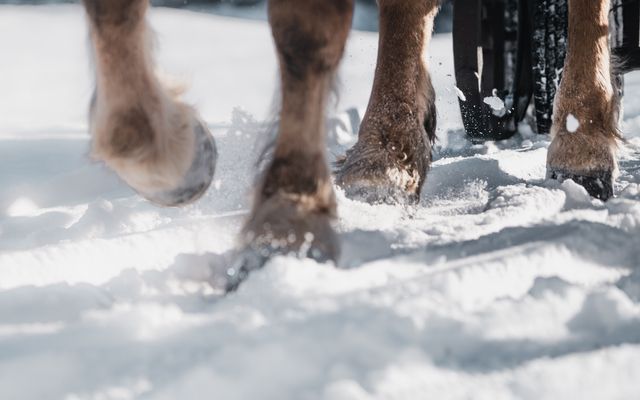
[
  {"x1": 336, "y1": 0, "x2": 439, "y2": 204},
  {"x1": 240, "y1": 0, "x2": 354, "y2": 264},
  {"x1": 547, "y1": 0, "x2": 619, "y2": 200},
  {"x1": 82, "y1": 0, "x2": 216, "y2": 206}
]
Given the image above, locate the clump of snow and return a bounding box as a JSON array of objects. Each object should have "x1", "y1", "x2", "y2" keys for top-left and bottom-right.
[
  {"x1": 566, "y1": 113, "x2": 580, "y2": 133},
  {"x1": 454, "y1": 85, "x2": 466, "y2": 101},
  {"x1": 560, "y1": 178, "x2": 594, "y2": 207},
  {"x1": 483, "y1": 95, "x2": 505, "y2": 111},
  {"x1": 6, "y1": 197, "x2": 39, "y2": 217},
  {"x1": 483, "y1": 92, "x2": 506, "y2": 116}
]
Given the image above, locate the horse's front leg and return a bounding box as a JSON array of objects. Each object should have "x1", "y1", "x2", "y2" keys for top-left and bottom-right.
[
  {"x1": 336, "y1": 0, "x2": 439, "y2": 204},
  {"x1": 82, "y1": 0, "x2": 216, "y2": 206},
  {"x1": 238, "y1": 0, "x2": 354, "y2": 268},
  {"x1": 547, "y1": 0, "x2": 620, "y2": 200}
]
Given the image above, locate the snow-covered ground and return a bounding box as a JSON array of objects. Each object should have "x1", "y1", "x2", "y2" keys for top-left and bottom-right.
[{"x1": 1, "y1": 5, "x2": 640, "y2": 400}]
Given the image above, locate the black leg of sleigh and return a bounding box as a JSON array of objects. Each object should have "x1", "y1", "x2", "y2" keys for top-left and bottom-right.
[
  {"x1": 454, "y1": 0, "x2": 523, "y2": 141},
  {"x1": 611, "y1": 0, "x2": 640, "y2": 104},
  {"x1": 453, "y1": 0, "x2": 539, "y2": 141},
  {"x1": 453, "y1": 0, "x2": 640, "y2": 142},
  {"x1": 453, "y1": 0, "x2": 567, "y2": 140},
  {"x1": 612, "y1": 0, "x2": 640, "y2": 72},
  {"x1": 530, "y1": 0, "x2": 568, "y2": 135}
]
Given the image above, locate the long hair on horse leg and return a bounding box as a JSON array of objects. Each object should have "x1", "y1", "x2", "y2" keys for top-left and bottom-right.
[
  {"x1": 610, "y1": 53, "x2": 624, "y2": 140},
  {"x1": 253, "y1": 72, "x2": 342, "y2": 185}
]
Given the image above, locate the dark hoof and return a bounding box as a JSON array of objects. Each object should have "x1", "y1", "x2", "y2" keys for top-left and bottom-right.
[
  {"x1": 142, "y1": 119, "x2": 217, "y2": 207},
  {"x1": 225, "y1": 249, "x2": 265, "y2": 292},
  {"x1": 226, "y1": 194, "x2": 339, "y2": 292},
  {"x1": 549, "y1": 169, "x2": 614, "y2": 201},
  {"x1": 224, "y1": 238, "x2": 336, "y2": 292}
]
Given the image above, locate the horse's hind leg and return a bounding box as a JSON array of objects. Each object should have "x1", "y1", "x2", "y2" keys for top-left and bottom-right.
[
  {"x1": 547, "y1": 0, "x2": 619, "y2": 200},
  {"x1": 239, "y1": 0, "x2": 354, "y2": 265},
  {"x1": 336, "y1": 0, "x2": 439, "y2": 204},
  {"x1": 82, "y1": 0, "x2": 216, "y2": 206}
]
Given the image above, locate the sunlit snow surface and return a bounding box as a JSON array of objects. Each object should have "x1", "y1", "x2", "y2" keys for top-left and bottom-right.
[{"x1": 1, "y1": 5, "x2": 640, "y2": 400}]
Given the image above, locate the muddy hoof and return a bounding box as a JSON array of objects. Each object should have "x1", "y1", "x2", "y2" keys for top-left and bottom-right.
[
  {"x1": 142, "y1": 119, "x2": 217, "y2": 207},
  {"x1": 549, "y1": 169, "x2": 614, "y2": 201},
  {"x1": 226, "y1": 195, "x2": 339, "y2": 292}
]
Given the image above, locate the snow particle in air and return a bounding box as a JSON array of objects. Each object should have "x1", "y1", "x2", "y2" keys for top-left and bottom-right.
[
  {"x1": 483, "y1": 95, "x2": 505, "y2": 112},
  {"x1": 454, "y1": 86, "x2": 466, "y2": 102},
  {"x1": 483, "y1": 91, "x2": 506, "y2": 117}
]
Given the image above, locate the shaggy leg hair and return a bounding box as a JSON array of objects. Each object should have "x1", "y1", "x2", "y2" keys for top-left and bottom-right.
[
  {"x1": 228, "y1": 0, "x2": 354, "y2": 288},
  {"x1": 547, "y1": 0, "x2": 620, "y2": 200},
  {"x1": 335, "y1": 0, "x2": 439, "y2": 204},
  {"x1": 83, "y1": 0, "x2": 216, "y2": 206}
]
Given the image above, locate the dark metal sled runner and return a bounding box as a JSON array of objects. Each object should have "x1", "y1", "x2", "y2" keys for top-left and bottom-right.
[{"x1": 453, "y1": 0, "x2": 640, "y2": 141}]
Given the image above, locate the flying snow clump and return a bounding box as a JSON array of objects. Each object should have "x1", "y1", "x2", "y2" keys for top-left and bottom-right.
[{"x1": 454, "y1": 86, "x2": 466, "y2": 102}]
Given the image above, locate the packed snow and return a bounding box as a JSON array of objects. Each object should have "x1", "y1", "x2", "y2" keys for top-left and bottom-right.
[{"x1": 1, "y1": 5, "x2": 640, "y2": 400}]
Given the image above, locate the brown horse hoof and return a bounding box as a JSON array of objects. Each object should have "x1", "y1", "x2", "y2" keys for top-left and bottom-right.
[
  {"x1": 546, "y1": 124, "x2": 618, "y2": 202},
  {"x1": 548, "y1": 169, "x2": 614, "y2": 201},
  {"x1": 225, "y1": 235, "x2": 337, "y2": 292},
  {"x1": 336, "y1": 175, "x2": 420, "y2": 205},
  {"x1": 226, "y1": 194, "x2": 339, "y2": 291},
  {"x1": 335, "y1": 139, "x2": 429, "y2": 205},
  {"x1": 141, "y1": 119, "x2": 217, "y2": 207}
]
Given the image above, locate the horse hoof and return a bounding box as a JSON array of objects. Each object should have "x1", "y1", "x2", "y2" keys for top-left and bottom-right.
[
  {"x1": 335, "y1": 141, "x2": 428, "y2": 205},
  {"x1": 141, "y1": 119, "x2": 217, "y2": 207},
  {"x1": 548, "y1": 169, "x2": 614, "y2": 201},
  {"x1": 224, "y1": 249, "x2": 263, "y2": 293},
  {"x1": 225, "y1": 236, "x2": 337, "y2": 293},
  {"x1": 226, "y1": 194, "x2": 339, "y2": 291}
]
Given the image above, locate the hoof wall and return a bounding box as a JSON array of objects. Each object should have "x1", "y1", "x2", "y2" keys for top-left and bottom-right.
[
  {"x1": 549, "y1": 169, "x2": 614, "y2": 201},
  {"x1": 225, "y1": 240, "x2": 337, "y2": 293},
  {"x1": 143, "y1": 119, "x2": 217, "y2": 207},
  {"x1": 226, "y1": 209, "x2": 339, "y2": 292}
]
